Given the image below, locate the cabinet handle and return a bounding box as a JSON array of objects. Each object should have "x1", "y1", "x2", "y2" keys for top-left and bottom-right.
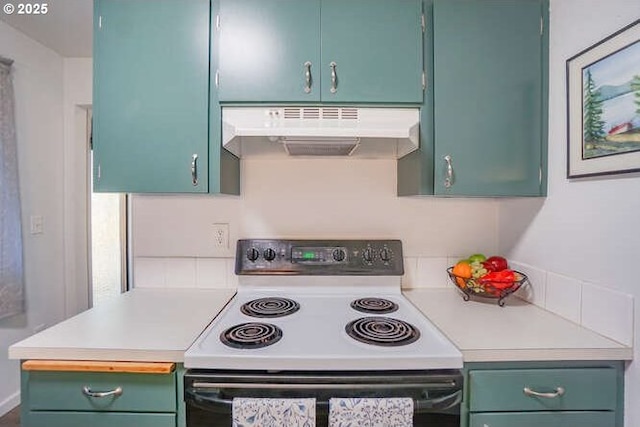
[
  {"x1": 523, "y1": 386, "x2": 565, "y2": 398},
  {"x1": 329, "y1": 61, "x2": 338, "y2": 94},
  {"x1": 444, "y1": 155, "x2": 455, "y2": 188},
  {"x1": 82, "y1": 386, "x2": 123, "y2": 398},
  {"x1": 304, "y1": 61, "x2": 312, "y2": 93},
  {"x1": 191, "y1": 154, "x2": 198, "y2": 186}
]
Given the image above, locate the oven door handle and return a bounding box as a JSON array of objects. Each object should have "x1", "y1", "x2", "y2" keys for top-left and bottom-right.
[
  {"x1": 185, "y1": 387, "x2": 462, "y2": 414},
  {"x1": 190, "y1": 381, "x2": 458, "y2": 390}
]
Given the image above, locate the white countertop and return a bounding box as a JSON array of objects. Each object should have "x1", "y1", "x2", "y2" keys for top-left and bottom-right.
[
  {"x1": 8, "y1": 288, "x2": 236, "y2": 362},
  {"x1": 404, "y1": 288, "x2": 633, "y2": 362},
  {"x1": 8, "y1": 287, "x2": 632, "y2": 364}
]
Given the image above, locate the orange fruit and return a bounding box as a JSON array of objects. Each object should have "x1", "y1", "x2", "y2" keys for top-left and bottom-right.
[{"x1": 452, "y1": 261, "x2": 472, "y2": 289}]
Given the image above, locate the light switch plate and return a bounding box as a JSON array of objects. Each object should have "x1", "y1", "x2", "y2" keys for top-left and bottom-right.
[{"x1": 30, "y1": 215, "x2": 44, "y2": 234}]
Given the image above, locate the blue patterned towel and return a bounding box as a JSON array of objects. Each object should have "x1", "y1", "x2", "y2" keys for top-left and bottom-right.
[
  {"x1": 328, "y1": 397, "x2": 413, "y2": 427},
  {"x1": 232, "y1": 397, "x2": 316, "y2": 427}
]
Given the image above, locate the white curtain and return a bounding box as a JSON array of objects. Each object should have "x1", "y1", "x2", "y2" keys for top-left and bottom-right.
[{"x1": 0, "y1": 58, "x2": 24, "y2": 320}]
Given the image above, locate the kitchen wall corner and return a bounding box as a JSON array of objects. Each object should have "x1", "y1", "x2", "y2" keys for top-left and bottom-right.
[{"x1": 498, "y1": 1, "x2": 640, "y2": 425}]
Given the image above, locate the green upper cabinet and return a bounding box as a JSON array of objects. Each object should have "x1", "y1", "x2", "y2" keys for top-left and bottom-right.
[
  {"x1": 93, "y1": 0, "x2": 239, "y2": 194},
  {"x1": 320, "y1": 0, "x2": 424, "y2": 103},
  {"x1": 398, "y1": 0, "x2": 548, "y2": 197},
  {"x1": 216, "y1": 0, "x2": 424, "y2": 103},
  {"x1": 217, "y1": 0, "x2": 321, "y2": 102},
  {"x1": 93, "y1": 0, "x2": 209, "y2": 193}
]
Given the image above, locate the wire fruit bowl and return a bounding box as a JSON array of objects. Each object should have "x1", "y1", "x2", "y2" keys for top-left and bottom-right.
[{"x1": 446, "y1": 267, "x2": 529, "y2": 307}]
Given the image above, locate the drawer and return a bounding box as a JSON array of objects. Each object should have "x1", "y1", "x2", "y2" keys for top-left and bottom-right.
[
  {"x1": 470, "y1": 411, "x2": 616, "y2": 427},
  {"x1": 27, "y1": 411, "x2": 176, "y2": 427},
  {"x1": 27, "y1": 371, "x2": 176, "y2": 412},
  {"x1": 469, "y1": 368, "x2": 617, "y2": 412}
]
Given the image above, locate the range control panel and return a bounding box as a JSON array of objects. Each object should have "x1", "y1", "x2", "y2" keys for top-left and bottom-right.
[{"x1": 236, "y1": 239, "x2": 403, "y2": 276}]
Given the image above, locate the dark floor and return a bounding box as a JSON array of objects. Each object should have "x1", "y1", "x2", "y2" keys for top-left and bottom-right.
[{"x1": 0, "y1": 406, "x2": 19, "y2": 427}]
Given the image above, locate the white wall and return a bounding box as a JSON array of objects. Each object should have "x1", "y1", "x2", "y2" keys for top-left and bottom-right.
[
  {"x1": 62, "y1": 58, "x2": 92, "y2": 317},
  {"x1": 0, "y1": 21, "x2": 66, "y2": 415},
  {"x1": 497, "y1": 1, "x2": 640, "y2": 426},
  {"x1": 132, "y1": 158, "x2": 499, "y2": 260}
]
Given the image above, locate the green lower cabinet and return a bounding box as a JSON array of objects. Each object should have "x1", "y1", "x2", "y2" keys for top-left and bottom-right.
[
  {"x1": 469, "y1": 368, "x2": 617, "y2": 412},
  {"x1": 469, "y1": 411, "x2": 616, "y2": 427},
  {"x1": 27, "y1": 371, "x2": 176, "y2": 412},
  {"x1": 27, "y1": 412, "x2": 176, "y2": 427},
  {"x1": 21, "y1": 365, "x2": 180, "y2": 427},
  {"x1": 464, "y1": 361, "x2": 625, "y2": 427}
]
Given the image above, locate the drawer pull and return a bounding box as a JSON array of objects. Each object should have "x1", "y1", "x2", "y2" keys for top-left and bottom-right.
[
  {"x1": 82, "y1": 386, "x2": 123, "y2": 398},
  {"x1": 523, "y1": 386, "x2": 565, "y2": 398}
]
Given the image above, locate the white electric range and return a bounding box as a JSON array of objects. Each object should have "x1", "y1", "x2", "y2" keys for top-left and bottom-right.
[
  {"x1": 183, "y1": 239, "x2": 463, "y2": 427},
  {"x1": 184, "y1": 239, "x2": 461, "y2": 370}
]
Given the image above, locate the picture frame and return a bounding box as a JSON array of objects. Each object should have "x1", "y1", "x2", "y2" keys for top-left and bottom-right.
[{"x1": 566, "y1": 19, "x2": 640, "y2": 178}]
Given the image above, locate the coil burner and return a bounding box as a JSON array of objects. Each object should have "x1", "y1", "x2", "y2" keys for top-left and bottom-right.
[
  {"x1": 220, "y1": 322, "x2": 283, "y2": 349},
  {"x1": 350, "y1": 297, "x2": 399, "y2": 314},
  {"x1": 346, "y1": 317, "x2": 420, "y2": 347},
  {"x1": 240, "y1": 297, "x2": 300, "y2": 318}
]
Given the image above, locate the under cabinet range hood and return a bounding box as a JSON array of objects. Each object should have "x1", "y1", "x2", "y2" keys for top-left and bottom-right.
[{"x1": 222, "y1": 107, "x2": 420, "y2": 158}]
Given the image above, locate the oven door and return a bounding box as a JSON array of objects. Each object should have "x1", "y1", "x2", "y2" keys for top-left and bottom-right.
[{"x1": 185, "y1": 369, "x2": 462, "y2": 427}]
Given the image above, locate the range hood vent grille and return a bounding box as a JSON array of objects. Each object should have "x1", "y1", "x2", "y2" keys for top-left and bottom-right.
[
  {"x1": 281, "y1": 107, "x2": 359, "y2": 121},
  {"x1": 282, "y1": 137, "x2": 359, "y2": 156}
]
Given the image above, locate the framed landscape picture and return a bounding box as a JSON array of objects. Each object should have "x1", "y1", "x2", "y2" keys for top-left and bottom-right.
[{"x1": 567, "y1": 19, "x2": 640, "y2": 178}]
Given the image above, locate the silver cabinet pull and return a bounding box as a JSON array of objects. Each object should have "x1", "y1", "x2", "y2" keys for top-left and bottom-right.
[
  {"x1": 523, "y1": 386, "x2": 565, "y2": 398},
  {"x1": 444, "y1": 155, "x2": 455, "y2": 188},
  {"x1": 82, "y1": 386, "x2": 123, "y2": 398},
  {"x1": 329, "y1": 61, "x2": 338, "y2": 94},
  {"x1": 304, "y1": 61, "x2": 312, "y2": 93},
  {"x1": 191, "y1": 154, "x2": 198, "y2": 186}
]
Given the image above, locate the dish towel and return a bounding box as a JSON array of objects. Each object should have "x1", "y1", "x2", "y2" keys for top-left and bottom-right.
[
  {"x1": 232, "y1": 397, "x2": 316, "y2": 427},
  {"x1": 328, "y1": 397, "x2": 413, "y2": 427}
]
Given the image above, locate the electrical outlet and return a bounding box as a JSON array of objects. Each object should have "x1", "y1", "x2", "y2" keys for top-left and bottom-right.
[{"x1": 212, "y1": 223, "x2": 229, "y2": 249}]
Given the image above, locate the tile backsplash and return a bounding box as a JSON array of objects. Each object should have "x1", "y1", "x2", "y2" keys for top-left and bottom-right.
[
  {"x1": 512, "y1": 261, "x2": 634, "y2": 347},
  {"x1": 134, "y1": 257, "x2": 236, "y2": 289},
  {"x1": 134, "y1": 256, "x2": 453, "y2": 290}
]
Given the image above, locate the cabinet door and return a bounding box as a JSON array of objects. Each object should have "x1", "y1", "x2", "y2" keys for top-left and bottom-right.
[
  {"x1": 469, "y1": 411, "x2": 616, "y2": 427},
  {"x1": 93, "y1": 0, "x2": 209, "y2": 192},
  {"x1": 217, "y1": 0, "x2": 321, "y2": 102},
  {"x1": 433, "y1": 0, "x2": 543, "y2": 196},
  {"x1": 321, "y1": 0, "x2": 423, "y2": 103}
]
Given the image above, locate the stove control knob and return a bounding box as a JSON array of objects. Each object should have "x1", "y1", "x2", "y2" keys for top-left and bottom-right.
[
  {"x1": 246, "y1": 247, "x2": 260, "y2": 262},
  {"x1": 332, "y1": 248, "x2": 346, "y2": 262},
  {"x1": 379, "y1": 248, "x2": 391, "y2": 262},
  {"x1": 362, "y1": 247, "x2": 373, "y2": 263},
  {"x1": 263, "y1": 248, "x2": 277, "y2": 262}
]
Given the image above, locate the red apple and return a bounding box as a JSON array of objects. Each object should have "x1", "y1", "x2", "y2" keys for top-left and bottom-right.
[{"x1": 484, "y1": 256, "x2": 508, "y2": 272}]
